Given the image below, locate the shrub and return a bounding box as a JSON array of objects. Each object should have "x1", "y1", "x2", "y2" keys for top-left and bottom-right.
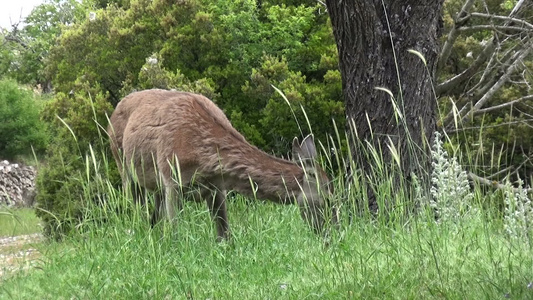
[
  {"x1": 0, "y1": 78, "x2": 48, "y2": 160},
  {"x1": 121, "y1": 53, "x2": 219, "y2": 100},
  {"x1": 242, "y1": 55, "x2": 344, "y2": 153},
  {"x1": 35, "y1": 81, "x2": 117, "y2": 238}
]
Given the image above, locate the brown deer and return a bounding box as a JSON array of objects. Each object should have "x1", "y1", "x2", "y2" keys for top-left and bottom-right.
[{"x1": 108, "y1": 89, "x2": 335, "y2": 240}]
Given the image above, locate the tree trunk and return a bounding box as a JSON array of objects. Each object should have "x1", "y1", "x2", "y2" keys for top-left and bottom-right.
[{"x1": 325, "y1": 0, "x2": 443, "y2": 210}]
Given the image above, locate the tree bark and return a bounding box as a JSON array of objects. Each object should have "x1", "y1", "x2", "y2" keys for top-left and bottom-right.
[{"x1": 326, "y1": 0, "x2": 443, "y2": 210}]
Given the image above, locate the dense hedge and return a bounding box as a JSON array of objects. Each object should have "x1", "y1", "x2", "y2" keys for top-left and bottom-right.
[
  {"x1": 0, "y1": 78, "x2": 48, "y2": 160},
  {"x1": 35, "y1": 82, "x2": 116, "y2": 238}
]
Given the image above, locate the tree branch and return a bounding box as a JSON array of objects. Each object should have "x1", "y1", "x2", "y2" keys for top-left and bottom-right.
[
  {"x1": 472, "y1": 41, "x2": 504, "y2": 92},
  {"x1": 457, "y1": 25, "x2": 530, "y2": 33},
  {"x1": 448, "y1": 119, "x2": 533, "y2": 133},
  {"x1": 471, "y1": 45, "x2": 531, "y2": 108},
  {"x1": 437, "y1": 0, "x2": 476, "y2": 70},
  {"x1": 470, "y1": 12, "x2": 533, "y2": 30},
  {"x1": 436, "y1": 37, "x2": 497, "y2": 96},
  {"x1": 508, "y1": 0, "x2": 527, "y2": 17},
  {"x1": 3, "y1": 32, "x2": 30, "y2": 50},
  {"x1": 438, "y1": 0, "x2": 528, "y2": 78},
  {"x1": 456, "y1": 42, "x2": 533, "y2": 125},
  {"x1": 474, "y1": 95, "x2": 533, "y2": 115},
  {"x1": 442, "y1": 37, "x2": 513, "y2": 129},
  {"x1": 468, "y1": 171, "x2": 532, "y2": 193},
  {"x1": 438, "y1": 0, "x2": 530, "y2": 126}
]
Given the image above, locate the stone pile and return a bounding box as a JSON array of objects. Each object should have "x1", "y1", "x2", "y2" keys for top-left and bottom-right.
[{"x1": 0, "y1": 160, "x2": 37, "y2": 207}]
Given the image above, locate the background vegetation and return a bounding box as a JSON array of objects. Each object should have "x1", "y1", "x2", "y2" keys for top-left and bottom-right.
[
  {"x1": 437, "y1": 0, "x2": 533, "y2": 180},
  {"x1": 0, "y1": 208, "x2": 41, "y2": 236},
  {"x1": 0, "y1": 79, "x2": 48, "y2": 161}
]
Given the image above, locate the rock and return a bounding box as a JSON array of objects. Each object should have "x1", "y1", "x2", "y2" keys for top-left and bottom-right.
[{"x1": 0, "y1": 160, "x2": 37, "y2": 207}]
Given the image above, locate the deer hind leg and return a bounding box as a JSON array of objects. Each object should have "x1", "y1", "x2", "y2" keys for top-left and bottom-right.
[
  {"x1": 150, "y1": 190, "x2": 164, "y2": 227},
  {"x1": 203, "y1": 188, "x2": 229, "y2": 241}
]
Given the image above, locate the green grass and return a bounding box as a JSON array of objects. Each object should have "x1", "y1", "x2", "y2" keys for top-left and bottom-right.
[
  {"x1": 0, "y1": 208, "x2": 41, "y2": 237},
  {"x1": 1, "y1": 196, "x2": 532, "y2": 299}
]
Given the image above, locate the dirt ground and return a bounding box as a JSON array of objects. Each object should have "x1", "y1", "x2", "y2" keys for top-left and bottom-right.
[{"x1": 0, "y1": 233, "x2": 43, "y2": 278}]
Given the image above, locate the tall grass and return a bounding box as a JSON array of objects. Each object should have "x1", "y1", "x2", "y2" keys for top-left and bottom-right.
[
  {"x1": 2, "y1": 199, "x2": 532, "y2": 298},
  {"x1": 1, "y1": 123, "x2": 532, "y2": 299}
]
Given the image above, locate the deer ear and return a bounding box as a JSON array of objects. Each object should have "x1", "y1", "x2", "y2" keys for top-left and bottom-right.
[
  {"x1": 292, "y1": 137, "x2": 300, "y2": 157},
  {"x1": 292, "y1": 134, "x2": 317, "y2": 161}
]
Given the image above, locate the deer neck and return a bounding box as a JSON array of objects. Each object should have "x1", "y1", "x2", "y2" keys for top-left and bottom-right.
[{"x1": 218, "y1": 143, "x2": 305, "y2": 203}]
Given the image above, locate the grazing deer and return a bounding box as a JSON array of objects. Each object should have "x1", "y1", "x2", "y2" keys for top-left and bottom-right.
[{"x1": 108, "y1": 89, "x2": 335, "y2": 240}]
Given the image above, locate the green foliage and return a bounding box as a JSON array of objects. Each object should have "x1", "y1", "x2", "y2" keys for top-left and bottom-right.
[
  {"x1": 35, "y1": 0, "x2": 344, "y2": 238},
  {"x1": 0, "y1": 33, "x2": 15, "y2": 77},
  {"x1": 0, "y1": 79, "x2": 48, "y2": 160},
  {"x1": 46, "y1": 4, "x2": 151, "y2": 104},
  {"x1": 121, "y1": 53, "x2": 219, "y2": 100},
  {"x1": 0, "y1": 0, "x2": 86, "y2": 87},
  {"x1": 438, "y1": 0, "x2": 533, "y2": 181},
  {"x1": 35, "y1": 81, "x2": 116, "y2": 238},
  {"x1": 242, "y1": 55, "x2": 343, "y2": 152}
]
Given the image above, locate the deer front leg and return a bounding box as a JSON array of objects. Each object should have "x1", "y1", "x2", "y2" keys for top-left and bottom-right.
[
  {"x1": 150, "y1": 185, "x2": 183, "y2": 226},
  {"x1": 164, "y1": 185, "x2": 183, "y2": 222},
  {"x1": 129, "y1": 179, "x2": 146, "y2": 206},
  {"x1": 204, "y1": 189, "x2": 229, "y2": 241}
]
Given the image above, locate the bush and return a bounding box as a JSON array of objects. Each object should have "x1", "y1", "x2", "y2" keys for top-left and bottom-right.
[
  {"x1": 242, "y1": 55, "x2": 344, "y2": 153},
  {"x1": 0, "y1": 78, "x2": 48, "y2": 160},
  {"x1": 35, "y1": 81, "x2": 117, "y2": 239}
]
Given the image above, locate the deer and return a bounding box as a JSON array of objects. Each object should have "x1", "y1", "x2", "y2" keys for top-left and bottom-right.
[{"x1": 107, "y1": 89, "x2": 336, "y2": 241}]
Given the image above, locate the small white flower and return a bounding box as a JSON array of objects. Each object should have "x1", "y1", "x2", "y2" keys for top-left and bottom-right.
[
  {"x1": 466, "y1": 52, "x2": 473, "y2": 58},
  {"x1": 147, "y1": 57, "x2": 158, "y2": 65},
  {"x1": 428, "y1": 132, "x2": 474, "y2": 223},
  {"x1": 503, "y1": 177, "x2": 532, "y2": 239}
]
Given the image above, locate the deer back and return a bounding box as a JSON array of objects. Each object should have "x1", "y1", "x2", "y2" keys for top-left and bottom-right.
[{"x1": 109, "y1": 89, "x2": 245, "y2": 189}]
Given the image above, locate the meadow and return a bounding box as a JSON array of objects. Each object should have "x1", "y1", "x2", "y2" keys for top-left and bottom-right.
[
  {"x1": 0, "y1": 208, "x2": 41, "y2": 237},
  {"x1": 1, "y1": 141, "x2": 532, "y2": 299}
]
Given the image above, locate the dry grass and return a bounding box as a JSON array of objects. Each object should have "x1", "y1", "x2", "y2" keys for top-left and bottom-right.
[
  {"x1": 0, "y1": 208, "x2": 44, "y2": 279},
  {"x1": 0, "y1": 234, "x2": 44, "y2": 278}
]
